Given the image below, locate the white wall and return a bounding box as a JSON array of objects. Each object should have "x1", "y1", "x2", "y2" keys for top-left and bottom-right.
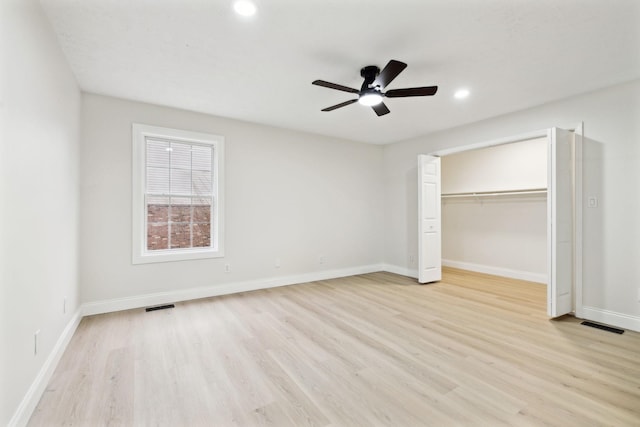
[
  {"x1": 80, "y1": 94, "x2": 384, "y2": 308},
  {"x1": 0, "y1": 0, "x2": 81, "y2": 425},
  {"x1": 442, "y1": 197, "x2": 547, "y2": 282},
  {"x1": 383, "y1": 80, "x2": 640, "y2": 330},
  {"x1": 440, "y1": 138, "x2": 548, "y2": 282},
  {"x1": 441, "y1": 138, "x2": 547, "y2": 194}
]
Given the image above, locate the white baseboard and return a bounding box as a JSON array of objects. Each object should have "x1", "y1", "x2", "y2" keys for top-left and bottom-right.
[
  {"x1": 380, "y1": 264, "x2": 418, "y2": 279},
  {"x1": 581, "y1": 306, "x2": 640, "y2": 333},
  {"x1": 8, "y1": 310, "x2": 82, "y2": 427},
  {"x1": 81, "y1": 264, "x2": 384, "y2": 316},
  {"x1": 442, "y1": 259, "x2": 547, "y2": 284}
]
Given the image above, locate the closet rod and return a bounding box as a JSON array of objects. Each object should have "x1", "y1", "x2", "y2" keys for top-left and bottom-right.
[{"x1": 441, "y1": 188, "x2": 547, "y2": 199}]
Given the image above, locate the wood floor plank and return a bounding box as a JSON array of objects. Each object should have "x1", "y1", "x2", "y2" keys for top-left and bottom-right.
[{"x1": 28, "y1": 268, "x2": 640, "y2": 426}]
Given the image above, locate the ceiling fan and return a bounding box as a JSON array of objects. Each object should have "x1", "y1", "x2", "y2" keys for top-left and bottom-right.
[{"x1": 312, "y1": 60, "x2": 438, "y2": 117}]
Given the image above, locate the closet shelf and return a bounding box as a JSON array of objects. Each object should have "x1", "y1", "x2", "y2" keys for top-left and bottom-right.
[{"x1": 441, "y1": 188, "x2": 547, "y2": 199}]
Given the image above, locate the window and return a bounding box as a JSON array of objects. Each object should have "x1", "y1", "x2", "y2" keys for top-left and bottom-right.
[{"x1": 132, "y1": 124, "x2": 224, "y2": 264}]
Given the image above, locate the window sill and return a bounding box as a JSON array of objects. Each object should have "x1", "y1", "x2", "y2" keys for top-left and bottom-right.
[{"x1": 132, "y1": 247, "x2": 224, "y2": 264}]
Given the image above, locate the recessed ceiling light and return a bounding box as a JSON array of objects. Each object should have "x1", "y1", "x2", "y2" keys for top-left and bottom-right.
[
  {"x1": 454, "y1": 88, "x2": 470, "y2": 99},
  {"x1": 233, "y1": 0, "x2": 257, "y2": 17}
]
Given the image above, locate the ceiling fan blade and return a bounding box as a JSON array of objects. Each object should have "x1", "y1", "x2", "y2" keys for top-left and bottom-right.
[
  {"x1": 312, "y1": 80, "x2": 359, "y2": 94},
  {"x1": 371, "y1": 102, "x2": 390, "y2": 116},
  {"x1": 385, "y1": 86, "x2": 438, "y2": 98},
  {"x1": 321, "y1": 99, "x2": 358, "y2": 112},
  {"x1": 373, "y1": 60, "x2": 407, "y2": 89}
]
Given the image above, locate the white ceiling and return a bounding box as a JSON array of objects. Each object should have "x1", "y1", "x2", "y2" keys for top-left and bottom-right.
[{"x1": 40, "y1": 0, "x2": 640, "y2": 144}]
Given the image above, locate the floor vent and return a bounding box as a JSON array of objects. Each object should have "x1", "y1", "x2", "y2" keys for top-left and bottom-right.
[
  {"x1": 145, "y1": 304, "x2": 175, "y2": 312},
  {"x1": 581, "y1": 321, "x2": 624, "y2": 334}
]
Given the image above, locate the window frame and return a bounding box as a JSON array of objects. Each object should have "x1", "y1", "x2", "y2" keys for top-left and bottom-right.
[{"x1": 132, "y1": 123, "x2": 224, "y2": 264}]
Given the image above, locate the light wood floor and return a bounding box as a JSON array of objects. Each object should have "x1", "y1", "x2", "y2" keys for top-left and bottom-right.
[{"x1": 29, "y1": 268, "x2": 640, "y2": 426}]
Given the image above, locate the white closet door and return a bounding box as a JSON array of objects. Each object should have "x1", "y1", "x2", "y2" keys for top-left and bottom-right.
[
  {"x1": 548, "y1": 127, "x2": 574, "y2": 317},
  {"x1": 418, "y1": 155, "x2": 442, "y2": 283}
]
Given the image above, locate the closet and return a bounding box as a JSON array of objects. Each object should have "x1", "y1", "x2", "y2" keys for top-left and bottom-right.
[
  {"x1": 419, "y1": 126, "x2": 579, "y2": 317},
  {"x1": 440, "y1": 137, "x2": 548, "y2": 284}
]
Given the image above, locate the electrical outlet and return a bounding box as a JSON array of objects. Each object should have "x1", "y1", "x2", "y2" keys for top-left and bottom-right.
[
  {"x1": 275, "y1": 258, "x2": 281, "y2": 268},
  {"x1": 587, "y1": 196, "x2": 598, "y2": 208},
  {"x1": 409, "y1": 255, "x2": 415, "y2": 264},
  {"x1": 34, "y1": 330, "x2": 40, "y2": 356},
  {"x1": 319, "y1": 255, "x2": 326, "y2": 265},
  {"x1": 63, "y1": 296, "x2": 67, "y2": 314},
  {"x1": 224, "y1": 264, "x2": 231, "y2": 273}
]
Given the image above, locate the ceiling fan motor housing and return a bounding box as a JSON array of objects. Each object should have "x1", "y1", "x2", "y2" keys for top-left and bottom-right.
[{"x1": 360, "y1": 65, "x2": 381, "y2": 90}]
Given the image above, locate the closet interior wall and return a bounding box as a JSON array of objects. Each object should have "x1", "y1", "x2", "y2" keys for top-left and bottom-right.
[{"x1": 441, "y1": 138, "x2": 548, "y2": 283}]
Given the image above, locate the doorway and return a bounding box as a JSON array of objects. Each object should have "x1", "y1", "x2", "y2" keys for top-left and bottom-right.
[{"x1": 418, "y1": 126, "x2": 583, "y2": 318}]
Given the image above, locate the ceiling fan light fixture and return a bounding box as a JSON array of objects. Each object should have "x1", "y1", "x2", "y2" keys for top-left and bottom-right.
[{"x1": 358, "y1": 92, "x2": 383, "y2": 106}]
